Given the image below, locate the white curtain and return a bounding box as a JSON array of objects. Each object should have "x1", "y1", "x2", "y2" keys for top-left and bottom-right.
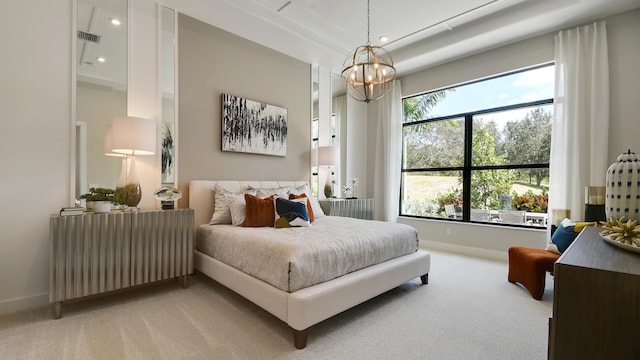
[
  {"x1": 550, "y1": 21, "x2": 609, "y2": 222},
  {"x1": 373, "y1": 80, "x2": 403, "y2": 222}
]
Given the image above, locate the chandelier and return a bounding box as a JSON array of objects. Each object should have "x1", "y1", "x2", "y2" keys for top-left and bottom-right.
[{"x1": 341, "y1": 0, "x2": 396, "y2": 103}]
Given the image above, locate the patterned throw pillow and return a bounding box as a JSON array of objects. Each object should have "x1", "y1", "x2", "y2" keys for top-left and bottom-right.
[
  {"x1": 288, "y1": 193, "x2": 315, "y2": 222},
  {"x1": 274, "y1": 197, "x2": 311, "y2": 228},
  {"x1": 290, "y1": 184, "x2": 325, "y2": 218}
]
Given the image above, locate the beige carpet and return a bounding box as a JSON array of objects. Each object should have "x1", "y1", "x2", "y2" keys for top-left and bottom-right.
[{"x1": 0, "y1": 250, "x2": 553, "y2": 360}]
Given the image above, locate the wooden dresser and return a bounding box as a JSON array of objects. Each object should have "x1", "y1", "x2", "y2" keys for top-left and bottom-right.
[{"x1": 549, "y1": 226, "x2": 640, "y2": 359}]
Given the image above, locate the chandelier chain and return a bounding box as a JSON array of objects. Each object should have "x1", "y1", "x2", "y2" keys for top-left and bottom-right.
[{"x1": 367, "y1": 0, "x2": 370, "y2": 44}]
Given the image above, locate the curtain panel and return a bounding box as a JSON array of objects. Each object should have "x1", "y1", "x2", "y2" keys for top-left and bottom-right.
[
  {"x1": 373, "y1": 80, "x2": 403, "y2": 222},
  {"x1": 550, "y1": 21, "x2": 609, "y2": 223}
]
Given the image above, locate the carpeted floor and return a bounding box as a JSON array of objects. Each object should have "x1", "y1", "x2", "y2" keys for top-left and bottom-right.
[{"x1": 0, "y1": 250, "x2": 553, "y2": 360}]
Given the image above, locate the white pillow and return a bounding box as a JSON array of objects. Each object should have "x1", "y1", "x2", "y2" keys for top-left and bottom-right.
[
  {"x1": 229, "y1": 197, "x2": 247, "y2": 226},
  {"x1": 210, "y1": 184, "x2": 255, "y2": 225},
  {"x1": 250, "y1": 186, "x2": 291, "y2": 198},
  {"x1": 544, "y1": 242, "x2": 561, "y2": 254},
  {"x1": 290, "y1": 183, "x2": 325, "y2": 219}
]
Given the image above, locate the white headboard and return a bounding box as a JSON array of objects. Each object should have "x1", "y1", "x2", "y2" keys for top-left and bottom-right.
[{"x1": 188, "y1": 180, "x2": 309, "y2": 227}]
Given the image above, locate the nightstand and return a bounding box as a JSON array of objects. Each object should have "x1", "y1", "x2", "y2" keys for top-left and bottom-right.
[
  {"x1": 49, "y1": 208, "x2": 194, "y2": 318},
  {"x1": 319, "y1": 198, "x2": 374, "y2": 220}
]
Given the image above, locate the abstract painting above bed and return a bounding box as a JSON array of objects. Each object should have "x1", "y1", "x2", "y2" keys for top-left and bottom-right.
[{"x1": 221, "y1": 93, "x2": 287, "y2": 156}]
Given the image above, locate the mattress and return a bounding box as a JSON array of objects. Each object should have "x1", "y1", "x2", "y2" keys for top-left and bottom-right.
[{"x1": 196, "y1": 216, "x2": 419, "y2": 292}]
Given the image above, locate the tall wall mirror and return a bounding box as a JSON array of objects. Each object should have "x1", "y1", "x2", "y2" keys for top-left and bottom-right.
[
  {"x1": 311, "y1": 65, "x2": 319, "y2": 195},
  {"x1": 331, "y1": 72, "x2": 346, "y2": 193},
  {"x1": 312, "y1": 69, "x2": 344, "y2": 198},
  {"x1": 160, "y1": 6, "x2": 177, "y2": 187},
  {"x1": 75, "y1": 0, "x2": 128, "y2": 198}
]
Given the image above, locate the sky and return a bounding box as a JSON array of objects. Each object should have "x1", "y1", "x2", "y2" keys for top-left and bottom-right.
[{"x1": 427, "y1": 64, "x2": 555, "y2": 128}]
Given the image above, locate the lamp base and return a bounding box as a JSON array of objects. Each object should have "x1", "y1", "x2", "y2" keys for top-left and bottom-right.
[{"x1": 323, "y1": 182, "x2": 333, "y2": 199}]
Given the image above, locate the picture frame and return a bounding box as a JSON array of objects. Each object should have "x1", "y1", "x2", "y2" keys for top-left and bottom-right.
[{"x1": 221, "y1": 93, "x2": 287, "y2": 157}]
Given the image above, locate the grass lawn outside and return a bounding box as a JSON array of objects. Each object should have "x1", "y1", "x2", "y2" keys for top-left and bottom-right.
[{"x1": 403, "y1": 174, "x2": 547, "y2": 203}]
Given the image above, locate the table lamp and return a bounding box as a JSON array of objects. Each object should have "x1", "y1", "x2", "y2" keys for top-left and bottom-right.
[
  {"x1": 318, "y1": 146, "x2": 338, "y2": 199},
  {"x1": 111, "y1": 116, "x2": 156, "y2": 209}
]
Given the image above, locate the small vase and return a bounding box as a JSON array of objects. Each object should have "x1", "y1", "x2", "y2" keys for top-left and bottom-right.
[{"x1": 324, "y1": 180, "x2": 333, "y2": 199}]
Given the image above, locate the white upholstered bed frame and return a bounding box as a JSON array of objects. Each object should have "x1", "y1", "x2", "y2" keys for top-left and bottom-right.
[{"x1": 189, "y1": 180, "x2": 431, "y2": 349}]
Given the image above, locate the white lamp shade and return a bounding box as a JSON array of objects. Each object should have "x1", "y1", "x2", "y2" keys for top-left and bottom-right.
[
  {"x1": 111, "y1": 116, "x2": 156, "y2": 155},
  {"x1": 318, "y1": 146, "x2": 338, "y2": 167},
  {"x1": 104, "y1": 125, "x2": 124, "y2": 157}
]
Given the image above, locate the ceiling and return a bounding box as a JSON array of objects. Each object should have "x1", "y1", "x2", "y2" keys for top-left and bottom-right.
[
  {"x1": 167, "y1": 0, "x2": 640, "y2": 76},
  {"x1": 78, "y1": 0, "x2": 640, "y2": 86}
]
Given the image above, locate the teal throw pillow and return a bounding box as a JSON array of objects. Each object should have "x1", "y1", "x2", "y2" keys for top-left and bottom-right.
[{"x1": 550, "y1": 222, "x2": 578, "y2": 253}]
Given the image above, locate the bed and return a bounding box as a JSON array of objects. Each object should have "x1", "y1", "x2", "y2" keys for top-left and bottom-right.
[{"x1": 189, "y1": 180, "x2": 431, "y2": 349}]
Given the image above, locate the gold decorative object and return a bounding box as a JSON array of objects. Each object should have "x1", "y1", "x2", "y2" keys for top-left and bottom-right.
[{"x1": 600, "y1": 215, "x2": 640, "y2": 247}]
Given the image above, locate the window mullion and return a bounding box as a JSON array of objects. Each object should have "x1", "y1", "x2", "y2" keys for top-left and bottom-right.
[{"x1": 462, "y1": 114, "x2": 473, "y2": 221}]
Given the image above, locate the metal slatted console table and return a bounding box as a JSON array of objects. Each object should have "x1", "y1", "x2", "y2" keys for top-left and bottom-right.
[
  {"x1": 319, "y1": 198, "x2": 374, "y2": 220},
  {"x1": 49, "y1": 208, "x2": 194, "y2": 318}
]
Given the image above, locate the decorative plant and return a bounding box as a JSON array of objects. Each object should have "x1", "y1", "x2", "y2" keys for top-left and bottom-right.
[
  {"x1": 436, "y1": 188, "x2": 463, "y2": 209},
  {"x1": 342, "y1": 177, "x2": 360, "y2": 198},
  {"x1": 80, "y1": 187, "x2": 121, "y2": 204},
  {"x1": 512, "y1": 190, "x2": 548, "y2": 213}
]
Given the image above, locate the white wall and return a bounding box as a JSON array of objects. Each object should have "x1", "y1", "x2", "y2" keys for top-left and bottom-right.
[{"x1": 397, "y1": 9, "x2": 640, "y2": 259}]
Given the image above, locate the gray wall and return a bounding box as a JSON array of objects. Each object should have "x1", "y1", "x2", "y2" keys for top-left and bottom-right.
[
  {"x1": 398, "y1": 9, "x2": 640, "y2": 259},
  {"x1": 176, "y1": 14, "x2": 311, "y2": 208}
]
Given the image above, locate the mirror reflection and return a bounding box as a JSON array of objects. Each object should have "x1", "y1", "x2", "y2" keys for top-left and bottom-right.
[
  {"x1": 331, "y1": 72, "x2": 346, "y2": 192},
  {"x1": 311, "y1": 65, "x2": 319, "y2": 195},
  {"x1": 76, "y1": 0, "x2": 127, "y2": 198}
]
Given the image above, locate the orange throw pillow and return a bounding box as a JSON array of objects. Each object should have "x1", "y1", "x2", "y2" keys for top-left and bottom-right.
[
  {"x1": 289, "y1": 193, "x2": 314, "y2": 222},
  {"x1": 244, "y1": 194, "x2": 276, "y2": 227}
]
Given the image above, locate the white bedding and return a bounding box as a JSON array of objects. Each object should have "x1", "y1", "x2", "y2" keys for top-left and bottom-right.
[{"x1": 196, "y1": 216, "x2": 419, "y2": 292}]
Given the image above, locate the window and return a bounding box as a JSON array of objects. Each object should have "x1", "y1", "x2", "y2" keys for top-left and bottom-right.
[{"x1": 400, "y1": 64, "x2": 554, "y2": 227}]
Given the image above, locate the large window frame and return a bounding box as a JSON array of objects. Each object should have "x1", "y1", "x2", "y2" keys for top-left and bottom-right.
[{"x1": 400, "y1": 65, "x2": 553, "y2": 228}]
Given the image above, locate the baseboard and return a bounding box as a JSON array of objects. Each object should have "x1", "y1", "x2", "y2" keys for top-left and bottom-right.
[
  {"x1": 0, "y1": 293, "x2": 49, "y2": 316},
  {"x1": 420, "y1": 240, "x2": 508, "y2": 262}
]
